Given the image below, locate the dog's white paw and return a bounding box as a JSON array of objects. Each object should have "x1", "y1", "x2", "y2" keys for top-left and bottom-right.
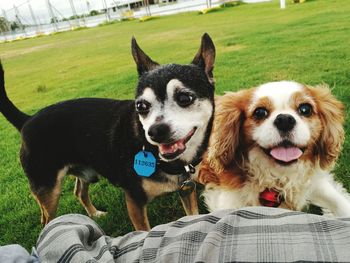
[{"x1": 92, "y1": 210, "x2": 107, "y2": 218}]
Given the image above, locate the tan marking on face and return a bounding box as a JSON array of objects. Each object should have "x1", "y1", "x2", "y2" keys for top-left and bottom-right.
[
  {"x1": 248, "y1": 96, "x2": 275, "y2": 128},
  {"x1": 287, "y1": 88, "x2": 321, "y2": 165},
  {"x1": 290, "y1": 91, "x2": 316, "y2": 114},
  {"x1": 249, "y1": 97, "x2": 274, "y2": 117},
  {"x1": 242, "y1": 90, "x2": 265, "y2": 151},
  {"x1": 302, "y1": 85, "x2": 344, "y2": 169}
]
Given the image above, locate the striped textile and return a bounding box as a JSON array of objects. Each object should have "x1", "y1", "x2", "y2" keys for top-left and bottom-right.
[{"x1": 36, "y1": 207, "x2": 350, "y2": 262}]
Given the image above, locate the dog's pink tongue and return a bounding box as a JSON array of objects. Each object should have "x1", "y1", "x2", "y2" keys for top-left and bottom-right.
[
  {"x1": 159, "y1": 140, "x2": 186, "y2": 155},
  {"x1": 270, "y1": 147, "x2": 303, "y2": 162}
]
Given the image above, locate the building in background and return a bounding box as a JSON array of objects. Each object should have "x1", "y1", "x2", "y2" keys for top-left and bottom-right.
[{"x1": 0, "y1": 0, "x2": 271, "y2": 42}]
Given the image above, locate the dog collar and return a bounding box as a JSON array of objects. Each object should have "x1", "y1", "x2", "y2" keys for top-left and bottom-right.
[
  {"x1": 158, "y1": 158, "x2": 202, "y2": 175},
  {"x1": 259, "y1": 188, "x2": 283, "y2": 207},
  {"x1": 135, "y1": 145, "x2": 201, "y2": 196},
  {"x1": 159, "y1": 161, "x2": 199, "y2": 197},
  {"x1": 177, "y1": 164, "x2": 197, "y2": 197},
  {"x1": 158, "y1": 156, "x2": 201, "y2": 197}
]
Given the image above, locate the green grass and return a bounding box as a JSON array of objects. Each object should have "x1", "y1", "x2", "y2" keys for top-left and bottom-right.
[{"x1": 0, "y1": 0, "x2": 350, "y2": 250}]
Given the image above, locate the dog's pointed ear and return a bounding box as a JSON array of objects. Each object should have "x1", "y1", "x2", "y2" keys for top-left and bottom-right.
[
  {"x1": 131, "y1": 37, "x2": 159, "y2": 77},
  {"x1": 192, "y1": 33, "x2": 216, "y2": 84},
  {"x1": 207, "y1": 90, "x2": 249, "y2": 173},
  {"x1": 307, "y1": 85, "x2": 345, "y2": 170}
]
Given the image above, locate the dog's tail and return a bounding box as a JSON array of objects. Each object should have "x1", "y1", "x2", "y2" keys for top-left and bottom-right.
[{"x1": 0, "y1": 62, "x2": 30, "y2": 131}]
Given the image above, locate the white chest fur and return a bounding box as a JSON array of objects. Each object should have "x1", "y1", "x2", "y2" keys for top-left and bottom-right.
[
  {"x1": 203, "y1": 158, "x2": 315, "y2": 212},
  {"x1": 203, "y1": 164, "x2": 350, "y2": 217}
]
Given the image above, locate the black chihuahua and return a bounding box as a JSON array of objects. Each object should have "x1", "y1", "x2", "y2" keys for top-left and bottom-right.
[{"x1": 0, "y1": 34, "x2": 215, "y2": 230}]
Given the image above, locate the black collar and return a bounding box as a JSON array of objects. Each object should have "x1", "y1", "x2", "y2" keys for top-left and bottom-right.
[
  {"x1": 137, "y1": 145, "x2": 200, "y2": 195},
  {"x1": 158, "y1": 157, "x2": 202, "y2": 175},
  {"x1": 139, "y1": 142, "x2": 202, "y2": 178},
  {"x1": 159, "y1": 158, "x2": 201, "y2": 196}
]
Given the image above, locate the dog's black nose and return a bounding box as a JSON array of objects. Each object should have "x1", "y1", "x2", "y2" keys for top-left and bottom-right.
[
  {"x1": 274, "y1": 114, "x2": 296, "y2": 133},
  {"x1": 148, "y1": 123, "x2": 171, "y2": 143}
]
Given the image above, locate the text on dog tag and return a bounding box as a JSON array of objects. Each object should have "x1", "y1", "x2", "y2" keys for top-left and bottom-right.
[{"x1": 134, "y1": 151, "x2": 156, "y2": 177}]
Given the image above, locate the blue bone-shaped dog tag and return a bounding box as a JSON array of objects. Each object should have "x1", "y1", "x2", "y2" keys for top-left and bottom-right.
[{"x1": 134, "y1": 151, "x2": 156, "y2": 177}]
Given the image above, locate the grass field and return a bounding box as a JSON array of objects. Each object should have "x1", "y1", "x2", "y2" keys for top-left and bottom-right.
[{"x1": 0, "y1": 0, "x2": 349, "y2": 250}]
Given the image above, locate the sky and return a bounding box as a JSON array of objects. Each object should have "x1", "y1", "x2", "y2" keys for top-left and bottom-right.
[{"x1": 0, "y1": 0, "x2": 117, "y2": 23}]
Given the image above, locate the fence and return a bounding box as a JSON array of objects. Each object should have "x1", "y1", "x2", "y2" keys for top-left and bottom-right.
[{"x1": 0, "y1": 0, "x2": 231, "y2": 42}]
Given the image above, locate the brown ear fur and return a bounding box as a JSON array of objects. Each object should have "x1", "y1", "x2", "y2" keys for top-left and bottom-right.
[
  {"x1": 307, "y1": 85, "x2": 345, "y2": 170},
  {"x1": 131, "y1": 37, "x2": 159, "y2": 77},
  {"x1": 192, "y1": 33, "x2": 216, "y2": 84},
  {"x1": 207, "y1": 90, "x2": 251, "y2": 173}
]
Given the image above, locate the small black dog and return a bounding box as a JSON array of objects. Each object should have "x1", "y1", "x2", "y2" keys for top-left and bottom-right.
[{"x1": 0, "y1": 34, "x2": 215, "y2": 230}]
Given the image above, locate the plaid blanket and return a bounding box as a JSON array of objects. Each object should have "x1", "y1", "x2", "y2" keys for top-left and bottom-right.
[{"x1": 36, "y1": 207, "x2": 350, "y2": 262}]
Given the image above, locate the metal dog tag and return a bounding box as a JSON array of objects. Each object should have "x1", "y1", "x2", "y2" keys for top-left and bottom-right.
[
  {"x1": 179, "y1": 179, "x2": 196, "y2": 197},
  {"x1": 133, "y1": 151, "x2": 156, "y2": 177}
]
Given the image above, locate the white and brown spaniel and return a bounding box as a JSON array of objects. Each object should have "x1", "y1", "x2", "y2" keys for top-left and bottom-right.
[{"x1": 199, "y1": 81, "x2": 350, "y2": 216}]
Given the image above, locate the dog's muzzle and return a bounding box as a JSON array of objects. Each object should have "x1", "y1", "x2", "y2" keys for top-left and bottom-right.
[
  {"x1": 158, "y1": 128, "x2": 197, "y2": 160},
  {"x1": 148, "y1": 123, "x2": 171, "y2": 143},
  {"x1": 274, "y1": 114, "x2": 296, "y2": 133}
]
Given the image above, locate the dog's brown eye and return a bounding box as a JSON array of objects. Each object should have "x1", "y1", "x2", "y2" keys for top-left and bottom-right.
[
  {"x1": 298, "y1": 103, "x2": 312, "y2": 117},
  {"x1": 253, "y1": 107, "x2": 269, "y2": 120},
  {"x1": 136, "y1": 100, "x2": 150, "y2": 114},
  {"x1": 176, "y1": 92, "x2": 194, "y2": 107}
]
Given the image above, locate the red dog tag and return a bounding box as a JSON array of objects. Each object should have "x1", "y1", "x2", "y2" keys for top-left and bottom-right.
[{"x1": 259, "y1": 188, "x2": 283, "y2": 207}]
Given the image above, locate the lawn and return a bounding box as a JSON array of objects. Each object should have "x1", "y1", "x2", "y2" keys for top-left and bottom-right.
[{"x1": 0, "y1": 0, "x2": 349, "y2": 250}]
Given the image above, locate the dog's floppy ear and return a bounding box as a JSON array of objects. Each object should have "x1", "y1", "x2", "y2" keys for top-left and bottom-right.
[
  {"x1": 307, "y1": 85, "x2": 345, "y2": 170},
  {"x1": 192, "y1": 33, "x2": 216, "y2": 84},
  {"x1": 207, "y1": 90, "x2": 248, "y2": 173},
  {"x1": 131, "y1": 37, "x2": 159, "y2": 77}
]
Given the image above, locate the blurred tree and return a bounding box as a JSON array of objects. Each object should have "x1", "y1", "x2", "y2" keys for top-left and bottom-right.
[
  {"x1": 10, "y1": 21, "x2": 20, "y2": 31},
  {"x1": 0, "y1": 17, "x2": 10, "y2": 32},
  {"x1": 90, "y1": 10, "x2": 99, "y2": 16},
  {"x1": 50, "y1": 17, "x2": 59, "y2": 24}
]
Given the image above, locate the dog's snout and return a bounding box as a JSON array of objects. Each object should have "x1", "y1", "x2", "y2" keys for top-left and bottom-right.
[
  {"x1": 274, "y1": 114, "x2": 296, "y2": 133},
  {"x1": 148, "y1": 123, "x2": 171, "y2": 143}
]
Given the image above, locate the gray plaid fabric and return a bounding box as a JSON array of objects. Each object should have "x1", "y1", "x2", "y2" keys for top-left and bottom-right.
[{"x1": 36, "y1": 207, "x2": 350, "y2": 262}]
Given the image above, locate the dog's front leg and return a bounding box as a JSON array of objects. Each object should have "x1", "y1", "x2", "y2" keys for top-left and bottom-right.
[
  {"x1": 125, "y1": 192, "x2": 151, "y2": 231},
  {"x1": 179, "y1": 188, "x2": 199, "y2": 216},
  {"x1": 308, "y1": 173, "x2": 350, "y2": 217}
]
